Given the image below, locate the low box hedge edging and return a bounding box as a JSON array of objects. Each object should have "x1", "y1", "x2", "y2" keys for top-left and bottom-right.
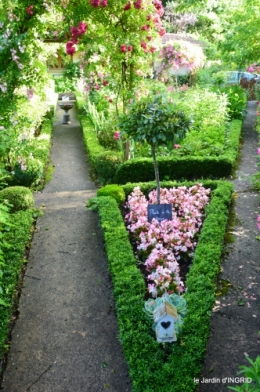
[
  {"x1": 0, "y1": 209, "x2": 34, "y2": 366},
  {"x1": 114, "y1": 120, "x2": 242, "y2": 184},
  {"x1": 96, "y1": 179, "x2": 234, "y2": 392},
  {"x1": 79, "y1": 112, "x2": 242, "y2": 184}
]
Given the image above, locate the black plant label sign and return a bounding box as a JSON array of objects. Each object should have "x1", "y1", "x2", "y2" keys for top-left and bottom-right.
[{"x1": 148, "y1": 204, "x2": 172, "y2": 223}]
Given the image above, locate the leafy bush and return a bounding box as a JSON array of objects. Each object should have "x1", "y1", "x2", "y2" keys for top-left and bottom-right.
[
  {"x1": 212, "y1": 84, "x2": 247, "y2": 120},
  {"x1": 13, "y1": 157, "x2": 44, "y2": 187},
  {"x1": 0, "y1": 186, "x2": 34, "y2": 212},
  {"x1": 228, "y1": 355, "x2": 260, "y2": 392},
  {"x1": 95, "y1": 151, "x2": 123, "y2": 184},
  {"x1": 97, "y1": 184, "x2": 125, "y2": 205}
]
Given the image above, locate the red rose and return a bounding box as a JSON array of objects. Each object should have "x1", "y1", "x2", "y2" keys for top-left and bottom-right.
[
  {"x1": 123, "y1": 2, "x2": 131, "y2": 10},
  {"x1": 133, "y1": 0, "x2": 142, "y2": 9},
  {"x1": 120, "y1": 45, "x2": 127, "y2": 52}
]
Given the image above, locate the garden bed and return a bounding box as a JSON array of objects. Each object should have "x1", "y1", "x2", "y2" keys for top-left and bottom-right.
[
  {"x1": 96, "y1": 179, "x2": 233, "y2": 391},
  {"x1": 79, "y1": 111, "x2": 242, "y2": 184}
]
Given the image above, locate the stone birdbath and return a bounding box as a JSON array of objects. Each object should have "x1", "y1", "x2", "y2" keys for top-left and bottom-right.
[{"x1": 59, "y1": 101, "x2": 74, "y2": 124}]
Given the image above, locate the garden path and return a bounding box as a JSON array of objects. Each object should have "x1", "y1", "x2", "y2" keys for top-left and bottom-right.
[
  {"x1": 1, "y1": 106, "x2": 131, "y2": 392},
  {"x1": 199, "y1": 101, "x2": 260, "y2": 391}
]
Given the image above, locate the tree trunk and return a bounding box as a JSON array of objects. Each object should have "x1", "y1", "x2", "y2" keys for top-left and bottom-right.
[{"x1": 151, "y1": 144, "x2": 160, "y2": 204}]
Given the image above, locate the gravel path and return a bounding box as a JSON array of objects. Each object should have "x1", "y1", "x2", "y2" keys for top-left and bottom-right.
[{"x1": 199, "y1": 101, "x2": 260, "y2": 391}]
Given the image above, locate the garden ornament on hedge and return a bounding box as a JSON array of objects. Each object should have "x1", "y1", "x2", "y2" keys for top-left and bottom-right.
[{"x1": 144, "y1": 293, "x2": 187, "y2": 343}]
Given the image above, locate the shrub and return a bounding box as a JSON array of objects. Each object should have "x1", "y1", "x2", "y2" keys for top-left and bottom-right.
[
  {"x1": 95, "y1": 150, "x2": 123, "y2": 184},
  {"x1": 97, "y1": 184, "x2": 125, "y2": 205},
  {"x1": 0, "y1": 186, "x2": 34, "y2": 212},
  {"x1": 212, "y1": 84, "x2": 247, "y2": 120},
  {"x1": 13, "y1": 157, "x2": 43, "y2": 187}
]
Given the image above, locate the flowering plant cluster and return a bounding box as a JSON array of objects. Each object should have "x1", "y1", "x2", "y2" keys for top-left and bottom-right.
[
  {"x1": 63, "y1": 0, "x2": 166, "y2": 113},
  {"x1": 124, "y1": 185, "x2": 210, "y2": 298},
  {"x1": 66, "y1": 21, "x2": 87, "y2": 56},
  {"x1": 155, "y1": 40, "x2": 205, "y2": 82}
]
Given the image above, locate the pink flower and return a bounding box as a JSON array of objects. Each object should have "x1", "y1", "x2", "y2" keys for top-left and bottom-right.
[
  {"x1": 90, "y1": 0, "x2": 100, "y2": 7},
  {"x1": 27, "y1": 88, "x2": 34, "y2": 100},
  {"x1": 100, "y1": 0, "x2": 108, "y2": 6},
  {"x1": 159, "y1": 27, "x2": 166, "y2": 36},
  {"x1": 102, "y1": 80, "x2": 108, "y2": 86},
  {"x1": 123, "y1": 2, "x2": 131, "y2": 10},
  {"x1": 128, "y1": 45, "x2": 133, "y2": 52},
  {"x1": 174, "y1": 144, "x2": 180, "y2": 149},
  {"x1": 120, "y1": 45, "x2": 127, "y2": 52},
  {"x1": 257, "y1": 148, "x2": 260, "y2": 155},
  {"x1": 66, "y1": 41, "x2": 76, "y2": 55},
  {"x1": 133, "y1": 0, "x2": 142, "y2": 9},
  {"x1": 141, "y1": 41, "x2": 147, "y2": 50},
  {"x1": 146, "y1": 36, "x2": 152, "y2": 41},
  {"x1": 247, "y1": 65, "x2": 255, "y2": 73},
  {"x1": 26, "y1": 5, "x2": 33, "y2": 15},
  {"x1": 141, "y1": 25, "x2": 149, "y2": 31},
  {"x1": 257, "y1": 215, "x2": 260, "y2": 230},
  {"x1": 149, "y1": 46, "x2": 156, "y2": 53},
  {"x1": 114, "y1": 131, "x2": 120, "y2": 140},
  {"x1": 78, "y1": 22, "x2": 87, "y2": 34}
]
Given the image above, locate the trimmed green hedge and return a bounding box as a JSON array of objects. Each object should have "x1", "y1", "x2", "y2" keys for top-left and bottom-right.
[
  {"x1": 80, "y1": 116, "x2": 105, "y2": 170},
  {"x1": 114, "y1": 120, "x2": 242, "y2": 184},
  {"x1": 33, "y1": 119, "x2": 53, "y2": 165},
  {"x1": 97, "y1": 179, "x2": 234, "y2": 391},
  {"x1": 0, "y1": 209, "x2": 34, "y2": 361},
  {"x1": 0, "y1": 186, "x2": 34, "y2": 213},
  {"x1": 79, "y1": 108, "x2": 242, "y2": 184}
]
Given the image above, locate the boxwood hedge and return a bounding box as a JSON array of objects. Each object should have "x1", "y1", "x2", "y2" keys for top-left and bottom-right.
[{"x1": 96, "y1": 179, "x2": 234, "y2": 392}]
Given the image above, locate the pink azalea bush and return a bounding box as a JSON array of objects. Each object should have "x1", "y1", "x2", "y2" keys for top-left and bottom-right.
[{"x1": 124, "y1": 184, "x2": 210, "y2": 298}]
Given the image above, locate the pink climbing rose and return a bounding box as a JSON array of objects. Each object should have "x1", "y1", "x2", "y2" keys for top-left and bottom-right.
[
  {"x1": 114, "y1": 131, "x2": 120, "y2": 140},
  {"x1": 120, "y1": 45, "x2": 127, "y2": 52},
  {"x1": 26, "y1": 5, "x2": 33, "y2": 15},
  {"x1": 123, "y1": 2, "x2": 131, "y2": 10}
]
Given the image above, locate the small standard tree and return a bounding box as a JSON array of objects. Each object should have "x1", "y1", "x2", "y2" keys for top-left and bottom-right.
[{"x1": 118, "y1": 93, "x2": 191, "y2": 204}]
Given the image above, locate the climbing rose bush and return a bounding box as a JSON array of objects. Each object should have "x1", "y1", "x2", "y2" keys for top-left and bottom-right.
[
  {"x1": 155, "y1": 40, "x2": 205, "y2": 82},
  {"x1": 124, "y1": 185, "x2": 210, "y2": 298}
]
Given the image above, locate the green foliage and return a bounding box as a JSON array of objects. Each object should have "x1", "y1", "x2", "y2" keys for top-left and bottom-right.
[
  {"x1": 255, "y1": 84, "x2": 260, "y2": 103},
  {"x1": 12, "y1": 157, "x2": 44, "y2": 187},
  {"x1": 0, "y1": 209, "x2": 34, "y2": 360},
  {"x1": 97, "y1": 185, "x2": 125, "y2": 205},
  {"x1": 54, "y1": 76, "x2": 77, "y2": 93},
  {"x1": 228, "y1": 356, "x2": 260, "y2": 392},
  {"x1": 0, "y1": 186, "x2": 34, "y2": 213},
  {"x1": 95, "y1": 151, "x2": 123, "y2": 185},
  {"x1": 119, "y1": 93, "x2": 191, "y2": 147},
  {"x1": 97, "y1": 180, "x2": 233, "y2": 391},
  {"x1": 114, "y1": 119, "x2": 242, "y2": 184},
  {"x1": 219, "y1": 1, "x2": 260, "y2": 67},
  {"x1": 212, "y1": 84, "x2": 247, "y2": 120}
]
